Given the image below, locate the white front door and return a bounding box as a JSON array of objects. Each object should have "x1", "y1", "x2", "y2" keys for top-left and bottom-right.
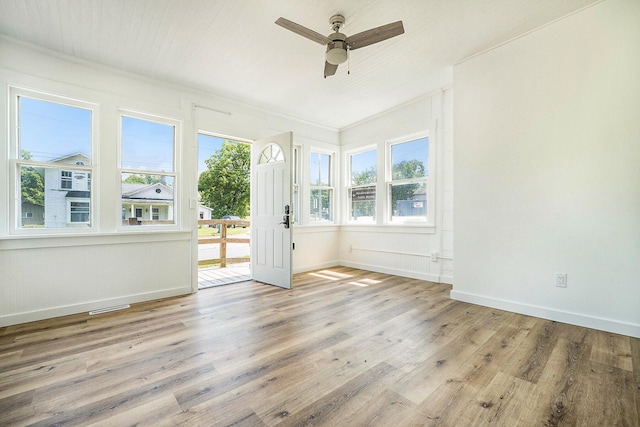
[{"x1": 251, "y1": 132, "x2": 293, "y2": 289}]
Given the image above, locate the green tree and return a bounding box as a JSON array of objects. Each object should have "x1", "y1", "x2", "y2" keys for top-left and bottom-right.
[
  {"x1": 20, "y1": 150, "x2": 44, "y2": 206},
  {"x1": 351, "y1": 166, "x2": 376, "y2": 218},
  {"x1": 123, "y1": 174, "x2": 161, "y2": 184},
  {"x1": 391, "y1": 159, "x2": 425, "y2": 210},
  {"x1": 352, "y1": 166, "x2": 376, "y2": 186},
  {"x1": 198, "y1": 141, "x2": 250, "y2": 219}
]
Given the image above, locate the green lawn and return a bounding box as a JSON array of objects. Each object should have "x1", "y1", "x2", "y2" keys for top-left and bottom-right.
[{"x1": 198, "y1": 226, "x2": 250, "y2": 237}]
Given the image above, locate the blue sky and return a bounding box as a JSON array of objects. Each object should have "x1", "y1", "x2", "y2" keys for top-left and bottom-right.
[
  {"x1": 19, "y1": 96, "x2": 91, "y2": 161},
  {"x1": 350, "y1": 137, "x2": 429, "y2": 184},
  {"x1": 121, "y1": 116, "x2": 174, "y2": 172},
  {"x1": 198, "y1": 134, "x2": 224, "y2": 174},
  {"x1": 20, "y1": 97, "x2": 230, "y2": 176},
  {"x1": 392, "y1": 137, "x2": 429, "y2": 176},
  {"x1": 20, "y1": 96, "x2": 428, "y2": 180},
  {"x1": 351, "y1": 149, "x2": 377, "y2": 184}
]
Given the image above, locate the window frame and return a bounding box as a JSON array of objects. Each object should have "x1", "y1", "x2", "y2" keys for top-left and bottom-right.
[
  {"x1": 68, "y1": 200, "x2": 91, "y2": 224},
  {"x1": 309, "y1": 149, "x2": 335, "y2": 224},
  {"x1": 118, "y1": 109, "x2": 180, "y2": 230},
  {"x1": 292, "y1": 145, "x2": 302, "y2": 225},
  {"x1": 385, "y1": 132, "x2": 433, "y2": 225},
  {"x1": 8, "y1": 86, "x2": 98, "y2": 234},
  {"x1": 346, "y1": 146, "x2": 378, "y2": 224}
]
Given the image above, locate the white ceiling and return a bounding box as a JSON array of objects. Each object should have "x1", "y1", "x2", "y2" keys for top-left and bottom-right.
[{"x1": 0, "y1": 0, "x2": 600, "y2": 129}]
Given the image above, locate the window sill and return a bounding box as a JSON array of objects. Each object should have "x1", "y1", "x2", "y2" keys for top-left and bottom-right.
[
  {"x1": 0, "y1": 230, "x2": 191, "y2": 250},
  {"x1": 340, "y1": 223, "x2": 436, "y2": 234}
]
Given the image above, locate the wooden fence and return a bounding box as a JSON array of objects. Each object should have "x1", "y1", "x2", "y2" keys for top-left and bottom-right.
[{"x1": 198, "y1": 219, "x2": 250, "y2": 267}]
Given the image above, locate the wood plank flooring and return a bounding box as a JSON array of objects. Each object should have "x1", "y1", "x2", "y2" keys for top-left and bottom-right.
[{"x1": 1, "y1": 267, "x2": 638, "y2": 426}]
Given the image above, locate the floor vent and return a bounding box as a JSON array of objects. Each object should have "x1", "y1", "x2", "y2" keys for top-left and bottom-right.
[{"x1": 89, "y1": 304, "x2": 130, "y2": 315}]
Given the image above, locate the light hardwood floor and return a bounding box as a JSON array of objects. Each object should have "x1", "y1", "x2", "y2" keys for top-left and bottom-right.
[{"x1": 1, "y1": 267, "x2": 638, "y2": 426}]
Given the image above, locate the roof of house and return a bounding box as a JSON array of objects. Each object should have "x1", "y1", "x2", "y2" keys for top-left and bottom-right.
[{"x1": 121, "y1": 182, "x2": 174, "y2": 201}]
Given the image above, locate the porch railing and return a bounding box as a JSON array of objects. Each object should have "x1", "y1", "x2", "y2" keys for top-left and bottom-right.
[{"x1": 198, "y1": 219, "x2": 250, "y2": 268}]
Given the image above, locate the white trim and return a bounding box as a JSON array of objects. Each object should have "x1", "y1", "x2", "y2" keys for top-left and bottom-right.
[
  {"x1": 8, "y1": 86, "x2": 99, "y2": 235},
  {"x1": 292, "y1": 260, "x2": 340, "y2": 275},
  {"x1": 450, "y1": 290, "x2": 640, "y2": 339},
  {"x1": 0, "y1": 230, "x2": 190, "y2": 250},
  {"x1": 340, "y1": 224, "x2": 435, "y2": 234},
  {"x1": 340, "y1": 260, "x2": 442, "y2": 283},
  {"x1": 308, "y1": 148, "x2": 336, "y2": 224},
  {"x1": 117, "y1": 109, "x2": 181, "y2": 231},
  {"x1": 344, "y1": 146, "x2": 378, "y2": 224},
  {"x1": 196, "y1": 129, "x2": 254, "y2": 145},
  {"x1": 0, "y1": 286, "x2": 190, "y2": 328},
  {"x1": 385, "y1": 133, "x2": 431, "y2": 225}
]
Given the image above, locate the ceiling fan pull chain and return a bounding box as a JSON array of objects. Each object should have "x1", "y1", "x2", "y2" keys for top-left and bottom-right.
[{"x1": 348, "y1": 49, "x2": 351, "y2": 75}]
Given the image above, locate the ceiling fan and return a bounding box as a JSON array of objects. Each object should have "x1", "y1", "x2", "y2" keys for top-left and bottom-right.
[{"x1": 275, "y1": 14, "x2": 404, "y2": 78}]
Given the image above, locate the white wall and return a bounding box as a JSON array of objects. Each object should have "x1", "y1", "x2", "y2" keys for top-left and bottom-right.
[
  {"x1": 0, "y1": 38, "x2": 340, "y2": 326},
  {"x1": 452, "y1": 0, "x2": 640, "y2": 337},
  {"x1": 339, "y1": 89, "x2": 454, "y2": 283}
]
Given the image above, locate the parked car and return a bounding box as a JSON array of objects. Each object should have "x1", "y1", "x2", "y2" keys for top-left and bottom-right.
[{"x1": 222, "y1": 215, "x2": 245, "y2": 228}]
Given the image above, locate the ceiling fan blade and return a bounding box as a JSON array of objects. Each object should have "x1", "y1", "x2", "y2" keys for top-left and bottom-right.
[
  {"x1": 346, "y1": 21, "x2": 404, "y2": 50},
  {"x1": 275, "y1": 17, "x2": 331, "y2": 45},
  {"x1": 324, "y1": 61, "x2": 338, "y2": 78}
]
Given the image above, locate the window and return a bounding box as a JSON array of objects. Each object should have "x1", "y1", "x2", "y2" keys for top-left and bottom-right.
[
  {"x1": 388, "y1": 136, "x2": 429, "y2": 223},
  {"x1": 348, "y1": 149, "x2": 377, "y2": 222},
  {"x1": 69, "y1": 201, "x2": 90, "y2": 223},
  {"x1": 310, "y1": 151, "x2": 333, "y2": 222},
  {"x1": 120, "y1": 113, "x2": 177, "y2": 227},
  {"x1": 60, "y1": 170, "x2": 72, "y2": 189},
  {"x1": 292, "y1": 146, "x2": 301, "y2": 224},
  {"x1": 11, "y1": 90, "x2": 94, "y2": 230},
  {"x1": 258, "y1": 143, "x2": 285, "y2": 164}
]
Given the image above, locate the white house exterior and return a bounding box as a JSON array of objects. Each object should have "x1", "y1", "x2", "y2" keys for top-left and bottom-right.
[
  {"x1": 198, "y1": 204, "x2": 212, "y2": 220},
  {"x1": 121, "y1": 182, "x2": 174, "y2": 225},
  {"x1": 43, "y1": 153, "x2": 91, "y2": 228}
]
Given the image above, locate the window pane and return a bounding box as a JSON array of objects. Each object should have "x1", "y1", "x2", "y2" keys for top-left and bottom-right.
[
  {"x1": 310, "y1": 152, "x2": 330, "y2": 186},
  {"x1": 70, "y1": 202, "x2": 90, "y2": 223},
  {"x1": 349, "y1": 186, "x2": 376, "y2": 222},
  {"x1": 292, "y1": 186, "x2": 299, "y2": 224},
  {"x1": 19, "y1": 97, "x2": 91, "y2": 162},
  {"x1": 259, "y1": 143, "x2": 285, "y2": 164},
  {"x1": 350, "y1": 150, "x2": 376, "y2": 186},
  {"x1": 390, "y1": 182, "x2": 427, "y2": 221},
  {"x1": 122, "y1": 173, "x2": 175, "y2": 226},
  {"x1": 310, "y1": 189, "x2": 332, "y2": 222},
  {"x1": 391, "y1": 137, "x2": 428, "y2": 180},
  {"x1": 198, "y1": 134, "x2": 224, "y2": 175},
  {"x1": 19, "y1": 165, "x2": 92, "y2": 228},
  {"x1": 122, "y1": 116, "x2": 174, "y2": 172}
]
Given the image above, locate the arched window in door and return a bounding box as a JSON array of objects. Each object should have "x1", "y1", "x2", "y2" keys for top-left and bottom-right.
[{"x1": 258, "y1": 143, "x2": 285, "y2": 164}]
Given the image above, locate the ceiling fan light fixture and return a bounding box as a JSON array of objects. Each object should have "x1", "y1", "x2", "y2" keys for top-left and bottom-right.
[{"x1": 326, "y1": 41, "x2": 347, "y2": 65}]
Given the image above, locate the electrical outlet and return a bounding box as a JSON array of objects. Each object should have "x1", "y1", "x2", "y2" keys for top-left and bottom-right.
[
  {"x1": 431, "y1": 252, "x2": 438, "y2": 262},
  {"x1": 348, "y1": 244, "x2": 352, "y2": 253},
  {"x1": 555, "y1": 273, "x2": 567, "y2": 288}
]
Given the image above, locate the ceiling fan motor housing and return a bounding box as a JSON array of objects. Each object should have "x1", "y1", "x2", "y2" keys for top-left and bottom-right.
[{"x1": 326, "y1": 33, "x2": 347, "y2": 65}]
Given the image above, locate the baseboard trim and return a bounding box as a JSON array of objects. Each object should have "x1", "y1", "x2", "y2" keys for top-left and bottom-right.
[
  {"x1": 339, "y1": 261, "x2": 442, "y2": 283},
  {"x1": 0, "y1": 287, "x2": 191, "y2": 327},
  {"x1": 293, "y1": 260, "x2": 340, "y2": 275},
  {"x1": 450, "y1": 290, "x2": 640, "y2": 339}
]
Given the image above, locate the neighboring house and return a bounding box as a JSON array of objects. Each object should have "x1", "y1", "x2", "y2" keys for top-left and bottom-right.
[
  {"x1": 25, "y1": 151, "x2": 178, "y2": 227},
  {"x1": 44, "y1": 152, "x2": 91, "y2": 228},
  {"x1": 198, "y1": 204, "x2": 212, "y2": 220},
  {"x1": 121, "y1": 182, "x2": 174, "y2": 225},
  {"x1": 20, "y1": 201, "x2": 44, "y2": 226}
]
